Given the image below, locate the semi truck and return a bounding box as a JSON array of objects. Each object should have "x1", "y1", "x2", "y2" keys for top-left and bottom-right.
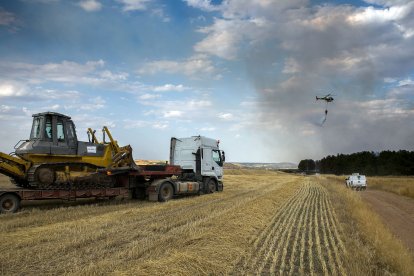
[{"x1": 0, "y1": 112, "x2": 225, "y2": 213}]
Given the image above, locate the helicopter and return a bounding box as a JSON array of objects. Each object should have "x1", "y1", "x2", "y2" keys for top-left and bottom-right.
[
  {"x1": 316, "y1": 93, "x2": 334, "y2": 103},
  {"x1": 315, "y1": 93, "x2": 334, "y2": 126}
]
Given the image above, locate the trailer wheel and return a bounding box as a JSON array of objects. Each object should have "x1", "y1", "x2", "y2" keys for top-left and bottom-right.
[
  {"x1": 158, "y1": 182, "x2": 174, "y2": 202},
  {"x1": 0, "y1": 194, "x2": 20, "y2": 213}
]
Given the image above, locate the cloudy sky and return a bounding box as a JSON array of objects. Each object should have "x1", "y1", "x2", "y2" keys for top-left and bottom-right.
[{"x1": 0, "y1": 0, "x2": 413, "y2": 163}]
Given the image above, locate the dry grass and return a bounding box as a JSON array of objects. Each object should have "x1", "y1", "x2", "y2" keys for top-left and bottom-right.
[
  {"x1": 235, "y1": 177, "x2": 347, "y2": 275},
  {"x1": 0, "y1": 171, "x2": 412, "y2": 275},
  {"x1": 0, "y1": 170, "x2": 301, "y2": 274},
  {"x1": 368, "y1": 176, "x2": 414, "y2": 199},
  {"x1": 321, "y1": 175, "x2": 414, "y2": 275}
]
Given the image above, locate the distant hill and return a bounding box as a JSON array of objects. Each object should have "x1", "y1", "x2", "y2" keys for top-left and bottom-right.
[
  {"x1": 135, "y1": 160, "x2": 298, "y2": 170},
  {"x1": 225, "y1": 162, "x2": 297, "y2": 170}
]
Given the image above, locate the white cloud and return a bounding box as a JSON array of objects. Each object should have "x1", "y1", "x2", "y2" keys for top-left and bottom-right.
[
  {"x1": 184, "y1": 0, "x2": 222, "y2": 12},
  {"x1": 136, "y1": 88, "x2": 211, "y2": 110},
  {"x1": 163, "y1": 110, "x2": 183, "y2": 118},
  {"x1": 138, "y1": 55, "x2": 216, "y2": 77},
  {"x1": 187, "y1": 100, "x2": 212, "y2": 108},
  {"x1": 41, "y1": 89, "x2": 81, "y2": 100},
  {"x1": 123, "y1": 119, "x2": 168, "y2": 130},
  {"x1": 123, "y1": 119, "x2": 147, "y2": 128},
  {"x1": 41, "y1": 104, "x2": 61, "y2": 111},
  {"x1": 0, "y1": 60, "x2": 136, "y2": 92},
  {"x1": 0, "y1": 9, "x2": 18, "y2": 27},
  {"x1": 347, "y1": 3, "x2": 413, "y2": 24},
  {"x1": 0, "y1": 82, "x2": 83, "y2": 102},
  {"x1": 117, "y1": 0, "x2": 151, "y2": 12},
  {"x1": 139, "y1": 93, "x2": 161, "y2": 100},
  {"x1": 0, "y1": 105, "x2": 32, "y2": 118},
  {"x1": 384, "y1": 77, "x2": 397, "y2": 83},
  {"x1": 208, "y1": 0, "x2": 308, "y2": 19},
  {"x1": 199, "y1": 126, "x2": 215, "y2": 131},
  {"x1": 321, "y1": 56, "x2": 364, "y2": 72},
  {"x1": 363, "y1": 0, "x2": 413, "y2": 6},
  {"x1": 194, "y1": 16, "x2": 272, "y2": 60},
  {"x1": 398, "y1": 78, "x2": 414, "y2": 86},
  {"x1": 81, "y1": 96, "x2": 105, "y2": 110},
  {"x1": 71, "y1": 114, "x2": 116, "y2": 134},
  {"x1": 0, "y1": 8, "x2": 20, "y2": 32},
  {"x1": 347, "y1": 2, "x2": 414, "y2": 37},
  {"x1": 136, "y1": 97, "x2": 214, "y2": 123},
  {"x1": 78, "y1": 0, "x2": 102, "y2": 12},
  {"x1": 0, "y1": 60, "x2": 105, "y2": 84},
  {"x1": 20, "y1": 0, "x2": 59, "y2": 3},
  {"x1": 0, "y1": 105, "x2": 14, "y2": 113},
  {"x1": 194, "y1": 19, "x2": 244, "y2": 60},
  {"x1": 282, "y1": 58, "x2": 301, "y2": 74},
  {"x1": 64, "y1": 96, "x2": 106, "y2": 111},
  {"x1": 358, "y1": 98, "x2": 414, "y2": 118},
  {"x1": 387, "y1": 84, "x2": 414, "y2": 98},
  {"x1": 151, "y1": 8, "x2": 171, "y2": 22},
  {"x1": 153, "y1": 84, "x2": 189, "y2": 92},
  {"x1": 99, "y1": 70, "x2": 128, "y2": 81},
  {"x1": 153, "y1": 122, "x2": 168, "y2": 129},
  {"x1": 0, "y1": 82, "x2": 27, "y2": 97},
  {"x1": 218, "y1": 113, "x2": 234, "y2": 120}
]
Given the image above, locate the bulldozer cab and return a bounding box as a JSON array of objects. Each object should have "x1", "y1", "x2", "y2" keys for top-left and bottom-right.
[
  {"x1": 31, "y1": 112, "x2": 77, "y2": 143},
  {"x1": 16, "y1": 112, "x2": 78, "y2": 156}
]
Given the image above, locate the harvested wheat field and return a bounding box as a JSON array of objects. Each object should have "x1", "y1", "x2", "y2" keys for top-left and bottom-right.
[{"x1": 1, "y1": 171, "x2": 413, "y2": 275}]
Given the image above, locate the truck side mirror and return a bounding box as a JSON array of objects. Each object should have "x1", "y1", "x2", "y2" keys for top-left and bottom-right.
[{"x1": 221, "y1": 151, "x2": 225, "y2": 162}]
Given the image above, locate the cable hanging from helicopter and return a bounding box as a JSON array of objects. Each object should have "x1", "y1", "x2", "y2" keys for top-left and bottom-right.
[{"x1": 315, "y1": 93, "x2": 334, "y2": 126}]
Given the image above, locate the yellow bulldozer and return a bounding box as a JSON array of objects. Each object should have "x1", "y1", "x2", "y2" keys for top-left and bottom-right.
[{"x1": 0, "y1": 112, "x2": 135, "y2": 189}]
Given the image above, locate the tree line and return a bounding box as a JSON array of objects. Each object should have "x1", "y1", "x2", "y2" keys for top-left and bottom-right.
[{"x1": 298, "y1": 150, "x2": 414, "y2": 175}]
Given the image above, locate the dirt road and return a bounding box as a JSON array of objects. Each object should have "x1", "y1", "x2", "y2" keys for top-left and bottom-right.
[{"x1": 361, "y1": 190, "x2": 414, "y2": 252}]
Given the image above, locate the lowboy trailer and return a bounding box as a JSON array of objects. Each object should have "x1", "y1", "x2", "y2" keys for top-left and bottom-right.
[
  {"x1": 1, "y1": 162, "x2": 224, "y2": 213},
  {"x1": 0, "y1": 112, "x2": 225, "y2": 213}
]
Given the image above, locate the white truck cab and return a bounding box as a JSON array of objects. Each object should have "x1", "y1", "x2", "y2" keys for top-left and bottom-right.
[
  {"x1": 346, "y1": 173, "x2": 367, "y2": 191},
  {"x1": 170, "y1": 136, "x2": 225, "y2": 192}
]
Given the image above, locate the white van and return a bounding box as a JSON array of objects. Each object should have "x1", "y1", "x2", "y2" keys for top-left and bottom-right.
[{"x1": 345, "y1": 173, "x2": 367, "y2": 191}]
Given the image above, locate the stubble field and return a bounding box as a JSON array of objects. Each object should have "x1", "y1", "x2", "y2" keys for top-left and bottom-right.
[{"x1": 0, "y1": 171, "x2": 413, "y2": 275}]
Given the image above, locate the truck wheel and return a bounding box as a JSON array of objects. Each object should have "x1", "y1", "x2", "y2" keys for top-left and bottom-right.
[
  {"x1": 206, "y1": 179, "x2": 216, "y2": 194},
  {"x1": 158, "y1": 182, "x2": 174, "y2": 202},
  {"x1": 0, "y1": 194, "x2": 20, "y2": 213}
]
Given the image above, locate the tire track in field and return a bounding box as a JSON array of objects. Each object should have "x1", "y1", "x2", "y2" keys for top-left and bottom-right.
[
  {"x1": 238, "y1": 184, "x2": 305, "y2": 272},
  {"x1": 236, "y1": 179, "x2": 346, "y2": 275}
]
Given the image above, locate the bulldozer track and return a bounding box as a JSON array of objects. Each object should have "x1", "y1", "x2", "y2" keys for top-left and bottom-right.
[
  {"x1": 237, "y1": 179, "x2": 346, "y2": 275},
  {"x1": 26, "y1": 163, "x2": 114, "y2": 190}
]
